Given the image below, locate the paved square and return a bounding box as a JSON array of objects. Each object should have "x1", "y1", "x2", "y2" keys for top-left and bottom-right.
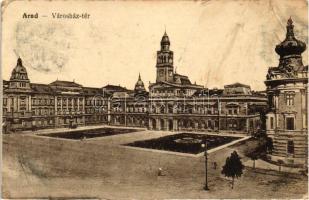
[{"x1": 2, "y1": 126, "x2": 308, "y2": 199}]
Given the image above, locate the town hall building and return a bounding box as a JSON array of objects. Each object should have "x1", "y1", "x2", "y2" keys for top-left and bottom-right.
[{"x1": 3, "y1": 32, "x2": 268, "y2": 136}]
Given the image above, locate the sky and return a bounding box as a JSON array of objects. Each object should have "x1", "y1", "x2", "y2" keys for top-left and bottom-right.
[{"x1": 1, "y1": 0, "x2": 308, "y2": 91}]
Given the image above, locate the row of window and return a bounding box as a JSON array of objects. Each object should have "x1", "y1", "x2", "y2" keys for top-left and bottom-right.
[
  {"x1": 269, "y1": 116, "x2": 296, "y2": 130},
  {"x1": 112, "y1": 107, "x2": 147, "y2": 113},
  {"x1": 269, "y1": 92, "x2": 295, "y2": 108},
  {"x1": 57, "y1": 98, "x2": 83, "y2": 106},
  {"x1": 150, "y1": 107, "x2": 220, "y2": 115},
  {"x1": 32, "y1": 108, "x2": 54, "y2": 116},
  {"x1": 31, "y1": 98, "x2": 54, "y2": 105},
  {"x1": 85, "y1": 108, "x2": 106, "y2": 114},
  {"x1": 3, "y1": 97, "x2": 107, "y2": 107}
]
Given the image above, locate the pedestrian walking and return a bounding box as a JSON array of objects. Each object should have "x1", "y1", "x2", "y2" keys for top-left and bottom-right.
[{"x1": 213, "y1": 161, "x2": 217, "y2": 169}]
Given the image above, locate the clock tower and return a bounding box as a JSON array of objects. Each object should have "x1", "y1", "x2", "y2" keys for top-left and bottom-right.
[{"x1": 156, "y1": 31, "x2": 174, "y2": 83}]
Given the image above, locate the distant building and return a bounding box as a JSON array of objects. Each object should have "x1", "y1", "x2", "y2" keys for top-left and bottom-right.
[
  {"x1": 3, "y1": 58, "x2": 107, "y2": 131},
  {"x1": 146, "y1": 32, "x2": 267, "y2": 133},
  {"x1": 109, "y1": 74, "x2": 149, "y2": 127},
  {"x1": 265, "y1": 18, "x2": 308, "y2": 165},
  {"x1": 149, "y1": 31, "x2": 204, "y2": 97},
  {"x1": 3, "y1": 32, "x2": 267, "y2": 135}
]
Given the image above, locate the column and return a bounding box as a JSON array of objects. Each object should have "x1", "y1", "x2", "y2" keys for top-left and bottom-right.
[
  {"x1": 77, "y1": 98, "x2": 80, "y2": 111},
  {"x1": 54, "y1": 96, "x2": 58, "y2": 115},
  {"x1": 173, "y1": 119, "x2": 177, "y2": 131},
  {"x1": 17, "y1": 97, "x2": 20, "y2": 112},
  {"x1": 28, "y1": 96, "x2": 32, "y2": 111},
  {"x1": 156, "y1": 118, "x2": 160, "y2": 130},
  {"x1": 66, "y1": 98, "x2": 68, "y2": 111},
  {"x1": 148, "y1": 118, "x2": 152, "y2": 130}
]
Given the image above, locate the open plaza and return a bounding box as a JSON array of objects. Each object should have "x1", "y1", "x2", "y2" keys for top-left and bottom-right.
[
  {"x1": 1, "y1": 2, "x2": 308, "y2": 197},
  {"x1": 2, "y1": 125, "x2": 307, "y2": 199}
]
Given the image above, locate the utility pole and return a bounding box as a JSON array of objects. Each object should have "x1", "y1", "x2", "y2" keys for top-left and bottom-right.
[{"x1": 201, "y1": 139, "x2": 209, "y2": 191}]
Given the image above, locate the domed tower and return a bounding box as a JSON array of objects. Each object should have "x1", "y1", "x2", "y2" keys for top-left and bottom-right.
[
  {"x1": 9, "y1": 57, "x2": 31, "y2": 90},
  {"x1": 156, "y1": 31, "x2": 174, "y2": 83},
  {"x1": 134, "y1": 73, "x2": 146, "y2": 94},
  {"x1": 275, "y1": 17, "x2": 307, "y2": 74},
  {"x1": 265, "y1": 18, "x2": 308, "y2": 166}
]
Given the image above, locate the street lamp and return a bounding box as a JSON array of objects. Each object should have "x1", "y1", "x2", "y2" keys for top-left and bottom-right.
[
  {"x1": 210, "y1": 94, "x2": 220, "y2": 133},
  {"x1": 201, "y1": 139, "x2": 209, "y2": 191}
]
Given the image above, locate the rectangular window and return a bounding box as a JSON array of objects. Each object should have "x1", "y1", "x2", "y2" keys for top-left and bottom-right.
[
  {"x1": 233, "y1": 108, "x2": 238, "y2": 115},
  {"x1": 286, "y1": 93, "x2": 294, "y2": 106},
  {"x1": 270, "y1": 117, "x2": 274, "y2": 129},
  {"x1": 286, "y1": 117, "x2": 295, "y2": 130},
  {"x1": 287, "y1": 140, "x2": 294, "y2": 154}
]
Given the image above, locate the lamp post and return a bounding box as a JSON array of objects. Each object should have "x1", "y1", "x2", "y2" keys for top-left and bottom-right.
[{"x1": 201, "y1": 140, "x2": 209, "y2": 191}]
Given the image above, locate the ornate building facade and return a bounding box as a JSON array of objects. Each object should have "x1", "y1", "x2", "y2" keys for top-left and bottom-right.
[
  {"x1": 265, "y1": 18, "x2": 308, "y2": 165},
  {"x1": 3, "y1": 32, "x2": 267, "y2": 135},
  {"x1": 3, "y1": 58, "x2": 108, "y2": 132},
  {"x1": 147, "y1": 33, "x2": 267, "y2": 133}
]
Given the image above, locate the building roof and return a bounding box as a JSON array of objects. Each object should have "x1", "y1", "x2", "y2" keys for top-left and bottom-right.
[
  {"x1": 10, "y1": 58, "x2": 30, "y2": 82},
  {"x1": 173, "y1": 73, "x2": 192, "y2": 85},
  {"x1": 83, "y1": 87, "x2": 103, "y2": 96},
  {"x1": 275, "y1": 17, "x2": 306, "y2": 58},
  {"x1": 31, "y1": 83, "x2": 54, "y2": 94},
  {"x1": 161, "y1": 31, "x2": 170, "y2": 46},
  {"x1": 224, "y1": 82, "x2": 250, "y2": 88},
  {"x1": 134, "y1": 73, "x2": 146, "y2": 93},
  {"x1": 49, "y1": 80, "x2": 82, "y2": 87},
  {"x1": 102, "y1": 84, "x2": 129, "y2": 92}
]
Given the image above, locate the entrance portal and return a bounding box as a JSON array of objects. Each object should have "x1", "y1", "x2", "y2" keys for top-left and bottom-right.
[
  {"x1": 160, "y1": 119, "x2": 165, "y2": 130},
  {"x1": 152, "y1": 118, "x2": 156, "y2": 130}
]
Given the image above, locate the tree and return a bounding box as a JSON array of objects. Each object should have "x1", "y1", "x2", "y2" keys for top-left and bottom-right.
[
  {"x1": 266, "y1": 137, "x2": 274, "y2": 154},
  {"x1": 221, "y1": 151, "x2": 244, "y2": 189},
  {"x1": 248, "y1": 152, "x2": 258, "y2": 169}
]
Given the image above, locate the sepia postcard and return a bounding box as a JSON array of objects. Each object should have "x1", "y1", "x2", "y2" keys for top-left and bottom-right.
[{"x1": 1, "y1": 0, "x2": 308, "y2": 199}]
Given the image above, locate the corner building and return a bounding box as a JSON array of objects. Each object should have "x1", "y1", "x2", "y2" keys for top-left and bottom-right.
[
  {"x1": 265, "y1": 18, "x2": 308, "y2": 165},
  {"x1": 3, "y1": 58, "x2": 108, "y2": 131}
]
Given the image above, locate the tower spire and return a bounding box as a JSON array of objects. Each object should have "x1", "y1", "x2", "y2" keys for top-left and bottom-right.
[
  {"x1": 17, "y1": 57, "x2": 22, "y2": 66},
  {"x1": 286, "y1": 16, "x2": 294, "y2": 38}
]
